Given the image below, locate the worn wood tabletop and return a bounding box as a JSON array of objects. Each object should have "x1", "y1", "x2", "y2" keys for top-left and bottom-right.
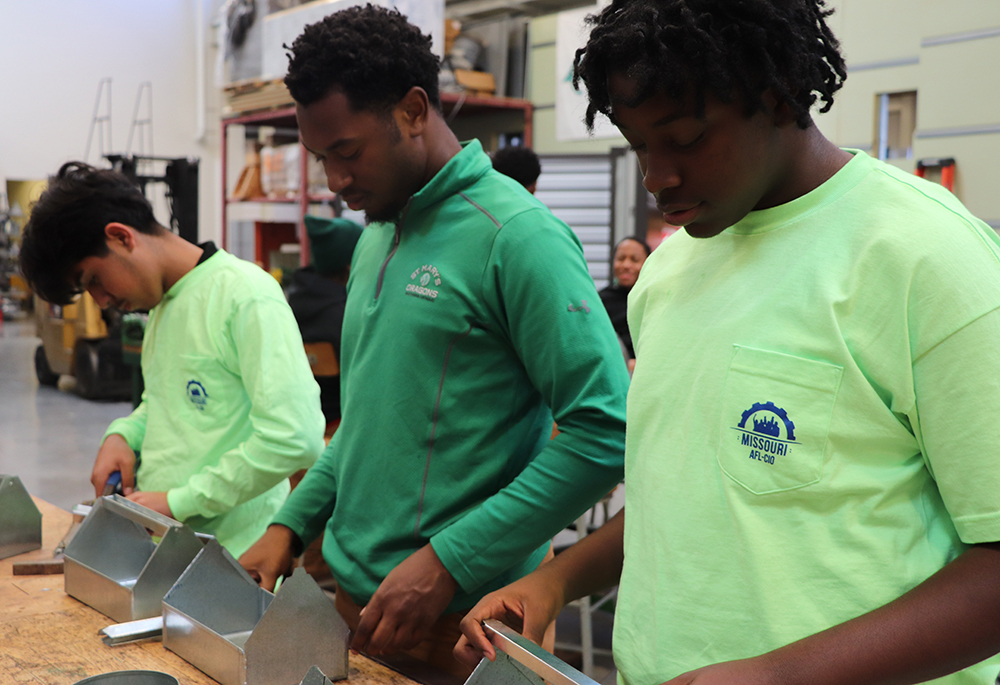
[{"x1": 0, "y1": 497, "x2": 418, "y2": 685}]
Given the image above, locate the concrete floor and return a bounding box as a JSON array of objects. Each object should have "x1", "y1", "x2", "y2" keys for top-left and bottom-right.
[{"x1": 0, "y1": 317, "x2": 132, "y2": 511}]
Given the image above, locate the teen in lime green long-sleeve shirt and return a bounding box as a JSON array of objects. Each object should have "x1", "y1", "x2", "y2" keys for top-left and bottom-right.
[{"x1": 19, "y1": 162, "x2": 325, "y2": 558}]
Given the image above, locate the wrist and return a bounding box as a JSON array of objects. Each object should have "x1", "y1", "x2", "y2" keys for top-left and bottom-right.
[
  {"x1": 267, "y1": 523, "x2": 303, "y2": 556},
  {"x1": 426, "y1": 543, "x2": 459, "y2": 592}
]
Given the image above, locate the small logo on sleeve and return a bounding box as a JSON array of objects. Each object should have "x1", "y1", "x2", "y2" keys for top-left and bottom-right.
[
  {"x1": 731, "y1": 401, "x2": 798, "y2": 465},
  {"x1": 405, "y1": 264, "x2": 442, "y2": 301},
  {"x1": 187, "y1": 380, "x2": 209, "y2": 411},
  {"x1": 567, "y1": 300, "x2": 590, "y2": 313}
]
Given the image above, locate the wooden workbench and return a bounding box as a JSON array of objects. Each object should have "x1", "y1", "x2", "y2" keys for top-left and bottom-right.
[{"x1": 0, "y1": 497, "x2": 418, "y2": 685}]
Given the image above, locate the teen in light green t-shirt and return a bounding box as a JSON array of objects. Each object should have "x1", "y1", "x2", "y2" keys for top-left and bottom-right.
[
  {"x1": 19, "y1": 163, "x2": 325, "y2": 558},
  {"x1": 457, "y1": 3, "x2": 1000, "y2": 685}
]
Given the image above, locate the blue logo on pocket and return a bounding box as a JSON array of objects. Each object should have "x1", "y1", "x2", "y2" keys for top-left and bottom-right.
[
  {"x1": 187, "y1": 380, "x2": 208, "y2": 411},
  {"x1": 732, "y1": 401, "x2": 798, "y2": 465}
]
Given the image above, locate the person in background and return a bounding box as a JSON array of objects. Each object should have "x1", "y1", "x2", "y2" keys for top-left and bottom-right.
[
  {"x1": 457, "y1": 1, "x2": 1000, "y2": 684},
  {"x1": 490, "y1": 145, "x2": 542, "y2": 194},
  {"x1": 286, "y1": 214, "x2": 363, "y2": 430},
  {"x1": 237, "y1": 5, "x2": 628, "y2": 678},
  {"x1": 19, "y1": 162, "x2": 325, "y2": 558},
  {"x1": 599, "y1": 236, "x2": 650, "y2": 366}
]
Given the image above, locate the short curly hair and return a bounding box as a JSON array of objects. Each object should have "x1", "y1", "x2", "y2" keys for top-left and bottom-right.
[
  {"x1": 19, "y1": 162, "x2": 162, "y2": 305},
  {"x1": 284, "y1": 3, "x2": 441, "y2": 113},
  {"x1": 491, "y1": 146, "x2": 542, "y2": 189},
  {"x1": 573, "y1": 0, "x2": 846, "y2": 131}
]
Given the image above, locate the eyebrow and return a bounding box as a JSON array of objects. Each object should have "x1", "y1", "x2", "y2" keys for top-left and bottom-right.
[
  {"x1": 302, "y1": 137, "x2": 357, "y2": 155},
  {"x1": 608, "y1": 103, "x2": 689, "y2": 130},
  {"x1": 651, "y1": 111, "x2": 687, "y2": 127}
]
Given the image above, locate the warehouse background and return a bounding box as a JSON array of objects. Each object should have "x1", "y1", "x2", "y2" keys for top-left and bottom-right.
[{"x1": 1, "y1": 0, "x2": 998, "y2": 246}]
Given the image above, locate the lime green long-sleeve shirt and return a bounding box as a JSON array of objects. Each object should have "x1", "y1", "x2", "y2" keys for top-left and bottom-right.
[
  {"x1": 105, "y1": 248, "x2": 325, "y2": 557},
  {"x1": 272, "y1": 141, "x2": 628, "y2": 612}
]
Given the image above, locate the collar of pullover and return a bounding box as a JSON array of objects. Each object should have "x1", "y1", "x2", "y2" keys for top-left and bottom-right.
[{"x1": 405, "y1": 139, "x2": 491, "y2": 217}]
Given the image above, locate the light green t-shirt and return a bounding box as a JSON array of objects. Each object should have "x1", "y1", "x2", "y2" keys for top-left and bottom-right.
[
  {"x1": 616, "y1": 151, "x2": 1000, "y2": 685},
  {"x1": 105, "y1": 248, "x2": 325, "y2": 557}
]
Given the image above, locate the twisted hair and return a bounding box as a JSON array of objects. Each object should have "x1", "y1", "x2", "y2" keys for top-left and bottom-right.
[
  {"x1": 20, "y1": 161, "x2": 161, "y2": 305},
  {"x1": 284, "y1": 3, "x2": 441, "y2": 113},
  {"x1": 573, "y1": 0, "x2": 846, "y2": 131}
]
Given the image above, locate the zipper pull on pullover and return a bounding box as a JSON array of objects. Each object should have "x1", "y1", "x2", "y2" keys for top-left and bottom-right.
[{"x1": 375, "y1": 205, "x2": 408, "y2": 300}]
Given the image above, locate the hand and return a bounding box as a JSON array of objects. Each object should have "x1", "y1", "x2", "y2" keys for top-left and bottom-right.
[
  {"x1": 660, "y1": 656, "x2": 777, "y2": 685},
  {"x1": 238, "y1": 525, "x2": 298, "y2": 592},
  {"x1": 454, "y1": 571, "x2": 565, "y2": 668},
  {"x1": 126, "y1": 491, "x2": 173, "y2": 517},
  {"x1": 351, "y1": 543, "x2": 459, "y2": 656},
  {"x1": 91, "y1": 433, "x2": 136, "y2": 497}
]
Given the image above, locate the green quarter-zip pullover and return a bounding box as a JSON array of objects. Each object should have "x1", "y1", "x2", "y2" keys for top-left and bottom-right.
[{"x1": 273, "y1": 140, "x2": 628, "y2": 612}]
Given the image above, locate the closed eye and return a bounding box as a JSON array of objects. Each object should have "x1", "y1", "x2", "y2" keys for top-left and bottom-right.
[{"x1": 675, "y1": 132, "x2": 705, "y2": 150}]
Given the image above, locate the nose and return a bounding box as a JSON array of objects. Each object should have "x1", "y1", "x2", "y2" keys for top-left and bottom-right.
[
  {"x1": 640, "y1": 151, "x2": 681, "y2": 196},
  {"x1": 324, "y1": 160, "x2": 352, "y2": 194},
  {"x1": 87, "y1": 285, "x2": 111, "y2": 309}
]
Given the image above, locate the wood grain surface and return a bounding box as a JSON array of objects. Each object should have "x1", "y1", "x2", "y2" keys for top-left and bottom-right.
[{"x1": 0, "y1": 497, "x2": 417, "y2": 685}]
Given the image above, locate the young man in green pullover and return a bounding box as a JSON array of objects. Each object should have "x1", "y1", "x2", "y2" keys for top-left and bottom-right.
[
  {"x1": 19, "y1": 162, "x2": 325, "y2": 557},
  {"x1": 237, "y1": 5, "x2": 629, "y2": 676}
]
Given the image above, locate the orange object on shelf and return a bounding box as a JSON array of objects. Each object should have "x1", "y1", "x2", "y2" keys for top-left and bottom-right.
[{"x1": 915, "y1": 157, "x2": 956, "y2": 193}]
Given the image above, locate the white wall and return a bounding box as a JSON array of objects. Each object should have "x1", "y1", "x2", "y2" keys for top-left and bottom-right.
[{"x1": 0, "y1": 0, "x2": 223, "y2": 244}]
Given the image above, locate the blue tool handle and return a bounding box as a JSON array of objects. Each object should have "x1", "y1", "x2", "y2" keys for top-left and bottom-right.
[{"x1": 104, "y1": 471, "x2": 123, "y2": 496}]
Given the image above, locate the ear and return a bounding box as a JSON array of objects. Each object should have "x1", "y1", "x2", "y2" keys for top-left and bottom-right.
[
  {"x1": 395, "y1": 87, "x2": 431, "y2": 138},
  {"x1": 105, "y1": 222, "x2": 138, "y2": 252},
  {"x1": 761, "y1": 88, "x2": 799, "y2": 128}
]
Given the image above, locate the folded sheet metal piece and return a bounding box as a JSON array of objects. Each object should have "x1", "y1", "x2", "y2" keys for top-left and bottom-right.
[
  {"x1": 298, "y1": 666, "x2": 335, "y2": 685},
  {"x1": 0, "y1": 474, "x2": 42, "y2": 560},
  {"x1": 63, "y1": 495, "x2": 204, "y2": 622},
  {"x1": 464, "y1": 651, "x2": 546, "y2": 685},
  {"x1": 475, "y1": 620, "x2": 601, "y2": 685},
  {"x1": 162, "y1": 540, "x2": 349, "y2": 685},
  {"x1": 100, "y1": 616, "x2": 165, "y2": 646}
]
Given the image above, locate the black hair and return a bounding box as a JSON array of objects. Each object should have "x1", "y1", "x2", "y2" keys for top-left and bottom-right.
[
  {"x1": 573, "y1": 0, "x2": 846, "y2": 131},
  {"x1": 616, "y1": 236, "x2": 652, "y2": 257},
  {"x1": 491, "y1": 146, "x2": 542, "y2": 189},
  {"x1": 19, "y1": 161, "x2": 161, "y2": 305},
  {"x1": 284, "y1": 4, "x2": 441, "y2": 114}
]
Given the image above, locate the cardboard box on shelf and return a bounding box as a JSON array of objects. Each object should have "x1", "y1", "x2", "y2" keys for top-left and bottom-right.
[
  {"x1": 223, "y1": 78, "x2": 293, "y2": 116},
  {"x1": 454, "y1": 69, "x2": 496, "y2": 97}
]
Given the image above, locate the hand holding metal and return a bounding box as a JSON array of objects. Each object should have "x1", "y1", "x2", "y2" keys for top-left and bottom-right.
[{"x1": 472, "y1": 619, "x2": 602, "y2": 685}]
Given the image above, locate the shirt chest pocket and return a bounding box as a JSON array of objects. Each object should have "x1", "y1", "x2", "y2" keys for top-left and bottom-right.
[{"x1": 716, "y1": 345, "x2": 843, "y2": 495}]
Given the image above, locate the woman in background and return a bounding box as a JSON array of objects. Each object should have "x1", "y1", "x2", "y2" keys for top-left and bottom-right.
[{"x1": 599, "y1": 237, "x2": 651, "y2": 368}]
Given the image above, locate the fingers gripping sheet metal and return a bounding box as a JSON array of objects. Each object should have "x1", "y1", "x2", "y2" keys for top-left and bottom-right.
[{"x1": 465, "y1": 620, "x2": 601, "y2": 685}]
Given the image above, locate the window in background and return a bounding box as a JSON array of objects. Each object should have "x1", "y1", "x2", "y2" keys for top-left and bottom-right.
[{"x1": 874, "y1": 91, "x2": 917, "y2": 161}]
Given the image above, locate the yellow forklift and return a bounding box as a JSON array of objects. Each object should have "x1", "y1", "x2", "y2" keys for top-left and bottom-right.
[{"x1": 33, "y1": 292, "x2": 132, "y2": 400}]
